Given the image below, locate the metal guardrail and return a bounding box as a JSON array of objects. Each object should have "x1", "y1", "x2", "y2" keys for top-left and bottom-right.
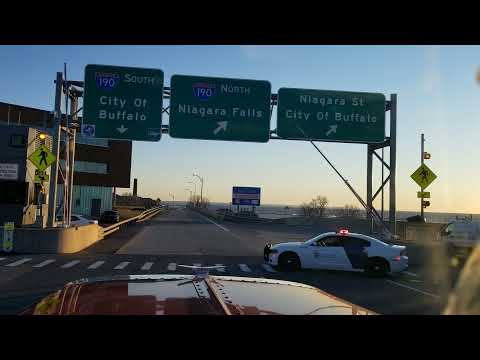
[{"x1": 102, "y1": 206, "x2": 164, "y2": 237}]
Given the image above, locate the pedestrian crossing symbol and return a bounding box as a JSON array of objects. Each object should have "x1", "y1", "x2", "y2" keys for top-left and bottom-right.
[
  {"x1": 34, "y1": 169, "x2": 49, "y2": 183},
  {"x1": 411, "y1": 164, "x2": 437, "y2": 189},
  {"x1": 28, "y1": 145, "x2": 55, "y2": 171}
]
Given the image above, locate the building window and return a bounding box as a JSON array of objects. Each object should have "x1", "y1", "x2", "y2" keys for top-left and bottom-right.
[
  {"x1": 75, "y1": 198, "x2": 80, "y2": 207},
  {"x1": 9, "y1": 134, "x2": 26, "y2": 148},
  {"x1": 60, "y1": 160, "x2": 108, "y2": 174},
  {"x1": 75, "y1": 134, "x2": 109, "y2": 148}
]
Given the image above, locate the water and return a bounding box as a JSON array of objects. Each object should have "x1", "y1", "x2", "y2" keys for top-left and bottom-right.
[{"x1": 206, "y1": 202, "x2": 479, "y2": 224}]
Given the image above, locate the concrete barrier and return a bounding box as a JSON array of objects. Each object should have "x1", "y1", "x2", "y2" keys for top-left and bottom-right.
[{"x1": 11, "y1": 224, "x2": 103, "y2": 254}]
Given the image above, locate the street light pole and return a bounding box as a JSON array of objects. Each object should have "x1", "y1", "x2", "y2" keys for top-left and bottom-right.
[
  {"x1": 187, "y1": 181, "x2": 197, "y2": 198},
  {"x1": 192, "y1": 173, "x2": 204, "y2": 204}
]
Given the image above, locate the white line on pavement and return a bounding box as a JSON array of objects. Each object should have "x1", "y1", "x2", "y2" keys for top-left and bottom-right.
[
  {"x1": 141, "y1": 262, "x2": 154, "y2": 270},
  {"x1": 167, "y1": 263, "x2": 177, "y2": 271},
  {"x1": 88, "y1": 261, "x2": 105, "y2": 269},
  {"x1": 261, "y1": 264, "x2": 277, "y2": 273},
  {"x1": 61, "y1": 260, "x2": 81, "y2": 269},
  {"x1": 6, "y1": 258, "x2": 32, "y2": 267},
  {"x1": 239, "y1": 264, "x2": 252, "y2": 272},
  {"x1": 195, "y1": 212, "x2": 230, "y2": 232},
  {"x1": 193, "y1": 263, "x2": 201, "y2": 267},
  {"x1": 0, "y1": 258, "x2": 6, "y2": 261},
  {"x1": 215, "y1": 264, "x2": 226, "y2": 272},
  {"x1": 386, "y1": 280, "x2": 440, "y2": 299},
  {"x1": 402, "y1": 271, "x2": 419, "y2": 277},
  {"x1": 32, "y1": 259, "x2": 56, "y2": 268},
  {"x1": 114, "y1": 261, "x2": 130, "y2": 270}
]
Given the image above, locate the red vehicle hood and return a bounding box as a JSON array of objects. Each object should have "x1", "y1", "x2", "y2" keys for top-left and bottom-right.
[{"x1": 21, "y1": 274, "x2": 376, "y2": 315}]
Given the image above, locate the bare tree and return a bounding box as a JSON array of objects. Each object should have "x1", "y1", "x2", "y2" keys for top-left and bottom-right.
[
  {"x1": 300, "y1": 195, "x2": 329, "y2": 218},
  {"x1": 341, "y1": 204, "x2": 360, "y2": 217}
]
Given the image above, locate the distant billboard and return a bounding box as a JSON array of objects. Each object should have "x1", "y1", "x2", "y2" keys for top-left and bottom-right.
[{"x1": 232, "y1": 186, "x2": 261, "y2": 206}]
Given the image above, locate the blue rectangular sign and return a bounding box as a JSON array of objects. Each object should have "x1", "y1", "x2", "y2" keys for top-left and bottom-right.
[{"x1": 232, "y1": 186, "x2": 261, "y2": 206}]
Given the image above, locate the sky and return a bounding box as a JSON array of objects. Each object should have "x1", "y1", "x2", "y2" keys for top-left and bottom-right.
[{"x1": 0, "y1": 45, "x2": 479, "y2": 214}]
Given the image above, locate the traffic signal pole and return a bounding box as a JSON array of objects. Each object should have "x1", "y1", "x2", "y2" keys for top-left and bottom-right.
[{"x1": 47, "y1": 72, "x2": 63, "y2": 228}]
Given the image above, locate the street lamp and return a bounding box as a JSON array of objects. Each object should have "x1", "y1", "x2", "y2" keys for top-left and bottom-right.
[
  {"x1": 169, "y1": 192, "x2": 175, "y2": 208},
  {"x1": 192, "y1": 173, "x2": 204, "y2": 203}
]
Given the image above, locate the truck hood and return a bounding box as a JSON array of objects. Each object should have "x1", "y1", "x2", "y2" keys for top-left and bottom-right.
[{"x1": 21, "y1": 274, "x2": 375, "y2": 315}]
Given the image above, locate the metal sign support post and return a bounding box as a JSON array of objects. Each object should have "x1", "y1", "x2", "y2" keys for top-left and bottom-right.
[
  {"x1": 366, "y1": 94, "x2": 397, "y2": 237},
  {"x1": 420, "y1": 133, "x2": 425, "y2": 218},
  {"x1": 47, "y1": 72, "x2": 64, "y2": 228}
]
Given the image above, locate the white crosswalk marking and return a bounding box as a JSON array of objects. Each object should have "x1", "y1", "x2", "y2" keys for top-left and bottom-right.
[
  {"x1": 193, "y1": 263, "x2": 201, "y2": 267},
  {"x1": 6, "y1": 258, "x2": 32, "y2": 267},
  {"x1": 61, "y1": 260, "x2": 81, "y2": 269},
  {"x1": 114, "y1": 261, "x2": 130, "y2": 270},
  {"x1": 141, "y1": 262, "x2": 154, "y2": 270},
  {"x1": 238, "y1": 264, "x2": 252, "y2": 272},
  {"x1": 215, "y1": 264, "x2": 226, "y2": 272},
  {"x1": 88, "y1": 261, "x2": 105, "y2": 269},
  {"x1": 32, "y1": 259, "x2": 56, "y2": 268},
  {"x1": 167, "y1": 263, "x2": 176, "y2": 271},
  {"x1": 261, "y1": 264, "x2": 277, "y2": 273}
]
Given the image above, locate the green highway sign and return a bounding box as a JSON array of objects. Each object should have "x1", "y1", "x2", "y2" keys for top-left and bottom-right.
[
  {"x1": 276, "y1": 88, "x2": 386, "y2": 143},
  {"x1": 83, "y1": 64, "x2": 164, "y2": 141},
  {"x1": 168, "y1": 75, "x2": 271, "y2": 142}
]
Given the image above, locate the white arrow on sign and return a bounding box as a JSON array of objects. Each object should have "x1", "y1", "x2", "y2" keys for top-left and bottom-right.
[
  {"x1": 116, "y1": 125, "x2": 128, "y2": 134},
  {"x1": 213, "y1": 121, "x2": 228, "y2": 135},
  {"x1": 325, "y1": 125, "x2": 337, "y2": 136}
]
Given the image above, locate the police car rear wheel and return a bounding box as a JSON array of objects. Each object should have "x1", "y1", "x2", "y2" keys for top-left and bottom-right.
[
  {"x1": 365, "y1": 258, "x2": 388, "y2": 277},
  {"x1": 279, "y1": 253, "x2": 301, "y2": 272}
]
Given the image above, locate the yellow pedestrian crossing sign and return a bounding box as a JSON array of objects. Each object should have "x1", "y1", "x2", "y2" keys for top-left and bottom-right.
[
  {"x1": 34, "y1": 169, "x2": 49, "y2": 183},
  {"x1": 411, "y1": 163, "x2": 437, "y2": 189},
  {"x1": 28, "y1": 145, "x2": 55, "y2": 171}
]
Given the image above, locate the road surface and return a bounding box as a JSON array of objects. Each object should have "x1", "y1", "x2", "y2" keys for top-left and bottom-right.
[{"x1": 0, "y1": 207, "x2": 455, "y2": 315}]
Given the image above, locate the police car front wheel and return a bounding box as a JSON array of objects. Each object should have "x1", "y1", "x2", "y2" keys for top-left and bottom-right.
[{"x1": 278, "y1": 253, "x2": 301, "y2": 272}]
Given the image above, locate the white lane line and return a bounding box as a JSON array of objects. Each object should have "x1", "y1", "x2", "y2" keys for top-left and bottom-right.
[
  {"x1": 193, "y1": 263, "x2": 202, "y2": 267},
  {"x1": 114, "y1": 261, "x2": 130, "y2": 270},
  {"x1": 141, "y1": 262, "x2": 154, "y2": 270},
  {"x1": 0, "y1": 258, "x2": 6, "y2": 261},
  {"x1": 61, "y1": 260, "x2": 81, "y2": 269},
  {"x1": 167, "y1": 263, "x2": 177, "y2": 271},
  {"x1": 5, "y1": 258, "x2": 32, "y2": 267},
  {"x1": 239, "y1": 264, "x2": 252, "y2": 273},
  {"x1": 88, "y1": 261, "x2": 105, "y2": 269},
  {"x1": 402, "y1": 271, "x2": 419, "y2": 277},
  {"x1": 32, "y1": 259, "x2": 56, "y2": 268},
  {"x1": 386, "y1": 280, "x2": 440, "y2": 299},
  {"x1": 195, "y1": 212, "x2": 230, "y2": 232},
  {"x1": 215, "y1": 264, "x2": 226, "y2": 272},
  {"x1": 261, "y1": 264, "x2": 277, "y2": 273}
]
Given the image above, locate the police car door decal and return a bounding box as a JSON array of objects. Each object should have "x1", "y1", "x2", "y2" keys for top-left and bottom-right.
[{"x1": 342, "y1": 238, "x2": 369, "y2": 270}]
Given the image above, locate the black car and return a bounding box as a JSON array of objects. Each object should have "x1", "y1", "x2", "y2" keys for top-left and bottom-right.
[{"x1": 100, "y1": 210, "x2": 120, "y2": 224}]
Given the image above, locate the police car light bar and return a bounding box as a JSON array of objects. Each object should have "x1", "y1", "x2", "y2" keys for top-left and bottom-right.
[{"x1": 338, "y1": 229, "x2": 349, "y2": 235}]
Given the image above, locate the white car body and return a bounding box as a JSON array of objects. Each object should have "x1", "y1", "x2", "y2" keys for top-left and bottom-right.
[
  {"x1": 58, "y1": 214, "x2": 98, "y2": 226},
  {"x1": 265, "y1": 231, "x2": 408, "y2": 274},
  {"x1": 442, "y1": 220, "x2": 480, "y2": 256}
]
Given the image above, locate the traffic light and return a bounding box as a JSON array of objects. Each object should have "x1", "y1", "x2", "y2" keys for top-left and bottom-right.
[
  {"x1": 422, "y1": 200, "x2": 430, "y2": 208},
  {"x1": 38, "y1": 132, "x2": 47, "y2": 144},
  {"x1": 423, "y1": 152, "x2": 431, "y2": 160}
]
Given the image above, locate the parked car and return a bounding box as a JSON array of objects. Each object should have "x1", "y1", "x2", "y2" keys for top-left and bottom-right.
[
  {"x1": 56, "y1": 214, "x2": 98, "y2": 226},
  {"x1": 99, "y1": 210, "x2": 120, "y2": 224},
  {"x1": 441, "y1": 219, "x2": 480, "y2": 258}
]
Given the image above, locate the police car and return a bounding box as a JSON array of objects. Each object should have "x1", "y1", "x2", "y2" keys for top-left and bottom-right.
[{"x1": 264, "y1": 229, "x2": 408, "y2": 276}]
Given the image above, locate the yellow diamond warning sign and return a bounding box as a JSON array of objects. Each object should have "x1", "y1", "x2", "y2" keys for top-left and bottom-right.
[
  {"x1": 411, "y1": 164, "x2": 437, "y2": 189},
  {"x1": 28, "y1": 145, "x2": 55, "y2": 171}
]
